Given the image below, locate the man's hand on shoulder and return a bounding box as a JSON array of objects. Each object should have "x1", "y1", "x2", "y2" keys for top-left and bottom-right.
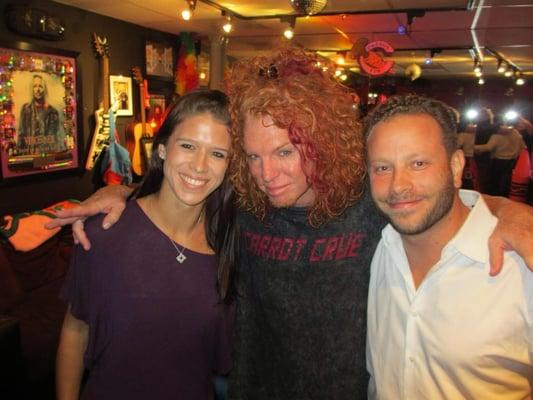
[
  {"x1": 45, "y1": 185, "x2": 133, "y2": 250},
  {"x1": 484, "y1": 195, "x2": 533, "y2": 274}
]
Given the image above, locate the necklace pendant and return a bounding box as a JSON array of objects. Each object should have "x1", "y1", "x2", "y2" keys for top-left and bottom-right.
[{"x1": 176, "y1": 252, "x2": 187, "y2": 264}]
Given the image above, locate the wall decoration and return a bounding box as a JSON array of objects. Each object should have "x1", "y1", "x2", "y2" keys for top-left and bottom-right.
[
  {"x1": 5, "y1": 5, "x2": 66, "y2": 41},
  {"x1": 350, "y1": 38, "x2": 395, "y2": 77},
  {"x1": 0, "y1": 42, "x2": 81, "y2": 180},
  {"x1": 175, "y1": 32, "x2": 199, "y2": 95},
  {"x1": 145, "y1": 41, "x2": 175, "y2": 80},
  {"x1": 109, "y1": 75, "x2": 133, "y2": 116},
  {"x1": 148, "y1": 93, "x2": 165, "y2": 130}
]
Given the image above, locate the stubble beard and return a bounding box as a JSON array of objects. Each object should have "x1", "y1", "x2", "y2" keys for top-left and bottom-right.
[{"x1": 381, "y1": 173, "x2": 456, "y2": 236}]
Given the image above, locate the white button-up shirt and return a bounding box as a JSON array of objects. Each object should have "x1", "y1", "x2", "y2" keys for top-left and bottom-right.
[{"x1": 367, "y1": 192, "x2": 533, "y2": 399}]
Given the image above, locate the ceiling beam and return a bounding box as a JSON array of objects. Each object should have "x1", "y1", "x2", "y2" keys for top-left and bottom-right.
[{"x1": 199, "y1": 0, "x2": 470, "y2": 20}]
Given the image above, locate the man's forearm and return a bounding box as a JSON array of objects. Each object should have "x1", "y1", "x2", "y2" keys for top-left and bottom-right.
[
  {"x1": 482, "y1": 193, "x2": 508, "y2": 217},
  {"x1": 481, "y1": 194, "x2": 532, "y2": 218}
]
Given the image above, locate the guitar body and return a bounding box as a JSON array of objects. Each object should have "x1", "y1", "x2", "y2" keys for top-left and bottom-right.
[
  {"x1": 86, "y1": 107, "x2": 110, "y2": 170},
  {"x1": 128, "y1": 66, "x2": 154, "y2": 176},
  {"x1": 86, "y1": 33, "x2": 111, "y2": 171},
  {"x1": 126, "y1": 122, "x2": 153, "y2": 176}
]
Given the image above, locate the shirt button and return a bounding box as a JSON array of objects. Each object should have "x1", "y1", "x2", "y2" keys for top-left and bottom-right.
[
  {"x1": 409, "y1": 356, "x2": 415, "y2": 363},
  {"x1": 411, "y1": 311, "x2": 418, "y2": 317}
]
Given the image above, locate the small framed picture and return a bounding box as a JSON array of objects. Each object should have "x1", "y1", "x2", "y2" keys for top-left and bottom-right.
[
  {"x1": 145, "y1": 41, "x2": 175, "y2": 80},
  {"x1": 109, "y1": 75, "x2": 133, "y2": 116},
  {"x1": 148, "y1": 93, "x2": 166, "y2": 130},
  {"x1": 140, "y1": 136, "x2": 154, "y2": 169}
]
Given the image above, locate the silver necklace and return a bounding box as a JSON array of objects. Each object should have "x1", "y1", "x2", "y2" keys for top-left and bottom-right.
[{"x1": 168, "y1": 237, "x2": 187, "y2": 264}]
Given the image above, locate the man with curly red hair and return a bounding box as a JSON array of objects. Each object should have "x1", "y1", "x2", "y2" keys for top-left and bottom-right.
[
  {"x1": 223, "y1": 46, "x2": 383, "y2": 399},
  {"x1": 48, "y1": 46, "x2": 533, "y2": 399}
]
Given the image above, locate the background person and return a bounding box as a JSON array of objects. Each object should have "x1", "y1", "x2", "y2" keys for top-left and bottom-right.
[
  {"x1": 55, "y1": 90, "x2": 236, "y2": 400},
  {"x1": 474, "y1": 116, "x2": 526, "y2": 197},
  {"x1": 364, "y1": 94, "x2": 532, "y2": 398}
]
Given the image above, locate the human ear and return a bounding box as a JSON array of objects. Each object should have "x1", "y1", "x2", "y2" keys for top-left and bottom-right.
[
  {"x1": 158, "y1": 144, "x2": 166, "y2": 160},
  {"x1": 451, "y1": 149, "x2": 465, "y2": 188}
]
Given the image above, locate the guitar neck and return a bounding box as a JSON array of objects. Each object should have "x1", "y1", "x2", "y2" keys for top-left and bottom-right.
[
  {"x1": 102, "y1": 56, "x2": 110, "y2": 110},
  {"x1": 139, "y1": 82, "x2": 146, "y2": 135}
]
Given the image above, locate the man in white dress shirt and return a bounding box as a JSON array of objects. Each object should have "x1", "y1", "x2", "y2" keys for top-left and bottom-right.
[{"x1": 364, "y1": 95, "x2": 532, "y2": 399}]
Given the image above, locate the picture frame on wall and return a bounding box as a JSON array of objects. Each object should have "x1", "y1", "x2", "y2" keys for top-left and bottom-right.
[
  {"x1": 0, "y1": 41, "x2": 82, "y2": 180},
  {"x1": 148, "y1": 93, "x2": 165, "y2": 129},
  {"x1": 109, "y1": 75, "x2": 133, "y2": 116},
  {"x1": 145, "y1": 40, "x2": 175, "y2": 81}
]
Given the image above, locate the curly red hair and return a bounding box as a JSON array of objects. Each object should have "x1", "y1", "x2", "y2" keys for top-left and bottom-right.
[{"x1": 225, "y1": 46, "x2": 365, "y2": 226}]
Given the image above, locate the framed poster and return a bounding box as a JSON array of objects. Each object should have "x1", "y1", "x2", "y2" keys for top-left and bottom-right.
[
  {"x1": 109, "y1": 75, "x2": 133, "y2": 116},
  {"x1": 145, "y1": 41, "x2": 174, "y2": 80},
  {"x1": 0, "y1": 41, "x2": 81, "y2": 180}
]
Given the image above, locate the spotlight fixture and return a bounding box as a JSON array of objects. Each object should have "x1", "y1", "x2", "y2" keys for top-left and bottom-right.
[
  {"x1": 181, "y1": 9, "x2": 191, "y2": 20},
  {"x1": 504, "y1": 110, "x2": 519, "y2": 122},
  {"x1": 282, "y1": 16, "x2": 296, "y2": 40},
  {"x1": 497, "y1": 59, "x2": 507, "y2": 74},
  {"x1": 515, "y1": 71, "x2": 525, "y2": 86},
  {"x1": 504, "y1": 69, "x2": 513, "y2": 77},
  {"x1": 478, "y1": 77, "x2": 485, "y2": 85},
  {"x1": 181, "y1": 0, "x2": 196, "y2": 20},
  {"x1": 284, "y1": 28, "x2": 294, "y2": 39},
  {"x1": 424, "y1": 48, "x2": 441, "y2": 65},
  {"x1": 466, "y1": 109, "x2": 479, "y2": 120},
  {"x1": 473, "y1": 61, "x2": 482, "y2": 75},
  {"x1": 336, "y1": 52, "x2": 346, "y2": 65},
  {"x1": 222, "y1": 11, "x2": 233, "y2": 34}
]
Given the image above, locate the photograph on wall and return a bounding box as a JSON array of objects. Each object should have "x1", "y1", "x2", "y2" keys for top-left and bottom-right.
[
  {"x1": 0, "y1": 44, "x2": 81, "y2": 180},
  {"x1": 148, "y1": 93, "x2": 165, "y2": 129},
  {"x1": 145, "y1": 41, "x2": 174, "y2": 80},
  {"x1": 109, "y1": 75, "x2": 133, "y2": 116}
]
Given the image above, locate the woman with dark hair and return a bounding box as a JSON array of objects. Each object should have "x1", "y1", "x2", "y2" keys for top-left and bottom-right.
[{"x1": 56, "y1": 90, "x2": 237, "y2": 400}]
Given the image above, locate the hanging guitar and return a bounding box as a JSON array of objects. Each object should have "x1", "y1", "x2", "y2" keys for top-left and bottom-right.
[
  {"x1": 126, "y1": 66, "x2": 154, "y2": 176},
  {"x1": 85, "y1": 32, "x2": 111, "y2": 170}
]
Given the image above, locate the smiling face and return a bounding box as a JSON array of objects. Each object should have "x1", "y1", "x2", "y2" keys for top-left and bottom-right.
[
  {"x1": 243, "y1": 113, "x2": 316, "y2": 208},
  {"x1": 158, "y1": 113, "x2": 231, "y2": 208},
  {"x1": 367, "y1": 113, "x2": 464, "y2": 236}
]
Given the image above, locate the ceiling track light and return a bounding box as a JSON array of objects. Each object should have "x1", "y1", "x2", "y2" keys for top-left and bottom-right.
[
  {"x1": 181, "y1": 0, "x2": 196, "y2": 20},
  {"x1": 473, "y1": 60, "x2": 482, "y2": 75},
  {"x1": 514, "y1": 70, "x2": 525, "y2": 86},
  {"x1": 497, "y1": 59, "x2": 507, "y2": 74},
  {"x1": 222, "y1": 10, "x2": 233, "y2": 34},
  {"x1": 281, "y1": 16, "x2": 296, "y2": 40},
  {"x1": 336, "y1": 51, "x2": 346, "y2": 65},
  {"x1": 424, "y1": 48, "x2": 441, "y2": 65}
]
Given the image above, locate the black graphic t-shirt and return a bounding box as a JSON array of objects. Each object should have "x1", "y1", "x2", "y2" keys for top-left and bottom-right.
[{"x1": 228, "y1": 191, "x2": 385, "y2": 400}]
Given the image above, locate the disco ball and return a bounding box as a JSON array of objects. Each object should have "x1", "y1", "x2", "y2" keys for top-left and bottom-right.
[{"x1": 290, "y1": 0, "x2": 328, "y2": 15}]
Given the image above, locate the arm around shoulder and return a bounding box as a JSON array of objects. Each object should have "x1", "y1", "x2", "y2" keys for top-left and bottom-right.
[{"x1": 481, "y1": 194, "x2": 533, "y2": 274}]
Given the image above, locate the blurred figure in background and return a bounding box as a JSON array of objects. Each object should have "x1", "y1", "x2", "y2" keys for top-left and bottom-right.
[
  {"x1": 474, "y1": 107, "x2": 498, "y2": 193},
  {"x1": 457, "y1": 114, "x2": 479, "y2": 191},
  {"x1": 475, "y1": 114, "x2": 526, "y2": 197}
]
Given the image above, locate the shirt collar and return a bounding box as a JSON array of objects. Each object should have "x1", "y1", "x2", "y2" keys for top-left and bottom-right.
[{"x1": 446, "y1": 195, "x2": 497, "y2": 263}]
